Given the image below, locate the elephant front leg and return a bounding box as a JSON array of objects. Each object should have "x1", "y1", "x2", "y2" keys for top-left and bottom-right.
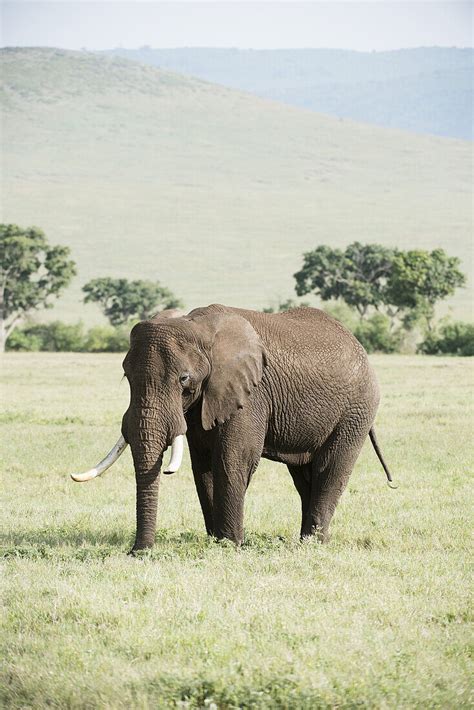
[
  {"x1": 212, "y1": 464, "x2": 247, "y2": 544},
  {"x1": 211, "y1": 417, "x2": 264, "y2": 545}
]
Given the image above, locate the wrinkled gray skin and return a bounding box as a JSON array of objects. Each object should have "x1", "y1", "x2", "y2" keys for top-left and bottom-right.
[{"x1": 121, "y1": 304, "x2": 387, "y2": 553}]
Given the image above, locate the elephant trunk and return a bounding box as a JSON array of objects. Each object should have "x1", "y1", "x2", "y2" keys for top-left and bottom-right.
[
  {"x1": 132, "y1": 467, "x2": 161, "y2": 552},
  {"x1": 127, "y1": 406, "x2": 165, "y2": 551},
  {"x1": 125, "y1": 392, "x2": 187, "y2": 551}
]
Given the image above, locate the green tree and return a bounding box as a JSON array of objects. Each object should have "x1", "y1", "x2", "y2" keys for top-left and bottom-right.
[
  {"x1": 0, "y1": 224, "x2": 76, "y2": 351},
  {"x1": 82, "y1": 277, "x2": 183, "y2": 326},
  {"x1": 294, "y1": 242, "x2": 395, "y2": 320},
  {"x1": 294, "y1": 243, "x2": 466, "y2": 333},
  {"x1": 386, "y1": 249, "x2": 466, "y2": 331}
]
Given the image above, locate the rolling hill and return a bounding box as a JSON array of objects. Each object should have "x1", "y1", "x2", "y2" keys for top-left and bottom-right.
[
  {"x1": 105, "y1": 47, "x2": 474, "y2": 140},
  {"x1": 1, "y1": 47, "x2": 472, "y2": 323}
]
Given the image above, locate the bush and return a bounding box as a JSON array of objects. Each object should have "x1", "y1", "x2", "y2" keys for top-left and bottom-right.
[
  {"x1": 418, "y1": 320, "x2": 474, "y2": 356},
  {"x1": 6, "y1": 321, "x2": 85, "y2": 351},
  {"x1": 354, "y1": 314, "x2": 402, "y2": 354},
  {"x1": 84, "y1": 325, "x2": 130, "y2": 352},
  {"x1": 38, "y1": 321, "x2": 85, "y2": 351},
  {"x1": 6, "y1": 328, "x2": 43, "y2": 351},
  {"x1": 6, "y1": 321, "x2": 130, "y2": 352},
  {"x1": 324, "y1": 305, "x2": 402, "y2": 353}
]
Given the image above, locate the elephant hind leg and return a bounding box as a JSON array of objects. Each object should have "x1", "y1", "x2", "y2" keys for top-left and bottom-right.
[
  {"x1": 193, "y1": 466, "x2": 214, "y2": 536},
  {"x1": 287, "y1": 464, "x2": 312, "y2": 538},
  {"x1": 302, "y1": 423, "x2": 368, "y2": 542}
]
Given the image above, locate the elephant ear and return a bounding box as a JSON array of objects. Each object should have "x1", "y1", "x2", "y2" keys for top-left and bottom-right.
[{"x1": 191, "y1": 309, "x2": 267, "y2": 431}]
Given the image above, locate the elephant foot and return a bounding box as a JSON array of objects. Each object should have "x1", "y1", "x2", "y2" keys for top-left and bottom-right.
[
  {"x1": 214, "y1": 534, "x2": 243, "y2": 547},
  {"x1": 300, "y1": 525, "x2": 329, "y2": 543},
  {"x1": 128, "y1": 547, "x2": 144, "y2": 556},
  {"x1": 128, "y1": 541, "x2": 154, "y2": 556}
]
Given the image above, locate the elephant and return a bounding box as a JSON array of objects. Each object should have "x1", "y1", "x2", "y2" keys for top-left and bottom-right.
[{"x1": 71, "y1": 304, "x2": 393, "y2": 552}]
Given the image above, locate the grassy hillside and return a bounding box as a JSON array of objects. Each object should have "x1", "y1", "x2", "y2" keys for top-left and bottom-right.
[
  {"x1": 106, "y1": 47, "x2": 474, "y2": 139},
  {"x1": 1, "y1": 353, "x2": 472, "y2": 706},
  {"x1": 1, "y1": 47, "x2": 472, "y2": 323}
]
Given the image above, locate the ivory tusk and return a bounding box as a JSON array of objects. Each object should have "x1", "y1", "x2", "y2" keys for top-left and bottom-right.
[
  {"x1": 70, "y1": 435, "x2": 128, "y2": 482},
  {"x1": 163, "y1": 435, "x2": 184, "y2": 474}
]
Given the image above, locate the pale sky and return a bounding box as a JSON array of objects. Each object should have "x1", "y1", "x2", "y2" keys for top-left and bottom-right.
[{"x1": 1, "y1": 1, "x2": 472, "y2": 51}]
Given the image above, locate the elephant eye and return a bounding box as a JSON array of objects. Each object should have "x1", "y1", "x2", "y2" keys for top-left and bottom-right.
[{"x1": 179, "y1": 372, "x2": 190, "y2": 386}]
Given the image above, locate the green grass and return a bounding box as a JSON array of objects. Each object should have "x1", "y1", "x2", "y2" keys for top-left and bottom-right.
[
  {"x1": 1, "y1": 48, "x2": 472, "y2": 321},
  {"x1": 1, "y1": 353, "x2": 472, "y2": 708}
]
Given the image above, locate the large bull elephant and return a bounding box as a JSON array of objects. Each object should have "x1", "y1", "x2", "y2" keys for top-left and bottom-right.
[{"x1": 71, "y1": 304, "x2": 393, "y2": 552}]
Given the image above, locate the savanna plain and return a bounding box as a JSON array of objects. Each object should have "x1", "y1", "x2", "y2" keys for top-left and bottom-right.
[{"x1": 1, "y1": 353, "x2": 472, "y2": 708}]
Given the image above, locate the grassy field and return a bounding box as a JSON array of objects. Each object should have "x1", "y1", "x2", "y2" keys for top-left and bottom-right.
[
  {"x1": 1, "y1": 352, "x2": 472, "y2": 708},
  {"x1": 1, "y1": 48, "x2": 472, "y2": 320}
]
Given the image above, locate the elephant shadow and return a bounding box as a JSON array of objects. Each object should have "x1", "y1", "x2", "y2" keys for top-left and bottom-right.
[{"x1": 1, "y1": 526, "x2": 296, "y2": 560}]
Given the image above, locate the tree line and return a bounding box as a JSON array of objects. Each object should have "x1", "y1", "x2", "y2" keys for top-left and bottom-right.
[
  {"x1": 1, "y1": 223, "x2": 472, "y2": 355},
  {"x1": 0, "y1": 224, "x2": 182, "y2": 352}
]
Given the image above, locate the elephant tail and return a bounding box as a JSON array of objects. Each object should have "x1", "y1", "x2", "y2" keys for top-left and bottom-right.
[{"x1": 369, "y1": 428, "x2": 397, "y2": 489}]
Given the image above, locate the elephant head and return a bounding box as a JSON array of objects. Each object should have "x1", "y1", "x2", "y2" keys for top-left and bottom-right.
[{"x1": 71, "y1": 305, "x2": 267, "y2": 551}]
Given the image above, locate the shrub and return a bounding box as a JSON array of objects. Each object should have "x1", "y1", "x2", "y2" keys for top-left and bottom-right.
[
  {"x1": 418, "y1": 320, "x2": 474, "y2": 356},
  {"x1": 84, "y1": 325, "x2": 130, "y2": 352},
  {"x1": 6, "y1": 321, "x2": 131, "y2": 352},
  {"x1": 38, "y1": 321, "x2": 85, "y2": 351},
  {"x1": 6, "y1": 328, "x2": 43, "y2": 351},
  {"x1": 354, "y1": 314, "x2": 402, "y2": 354},
  {"x1": 324, "y1": 304, "x2": 402, "y2": 353},
  {"x1": 6, "y1": 321, "x2": 85, "y2": 351}
]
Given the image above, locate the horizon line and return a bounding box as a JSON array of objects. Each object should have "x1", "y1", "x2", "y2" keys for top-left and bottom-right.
[{"x1": 2, "y1": 44, "x2": 473, "y2": 52}]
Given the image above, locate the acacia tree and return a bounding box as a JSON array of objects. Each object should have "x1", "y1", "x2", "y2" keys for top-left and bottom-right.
[
  {"x1": 294, "y1": 242, "x2": 465, "y2": 330},
  {"x1": 82, "y1": 277, "x2": 183, "y2": 326},
  {"x1": 294, "y1": 242, "x2": 395, "y2": 320},
  {"x1": 0, "y1": 224, "x2": 76, "y2": 351},
  {"x1": 386, "y1": 249, "x2": 466, "y2": 331}
]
